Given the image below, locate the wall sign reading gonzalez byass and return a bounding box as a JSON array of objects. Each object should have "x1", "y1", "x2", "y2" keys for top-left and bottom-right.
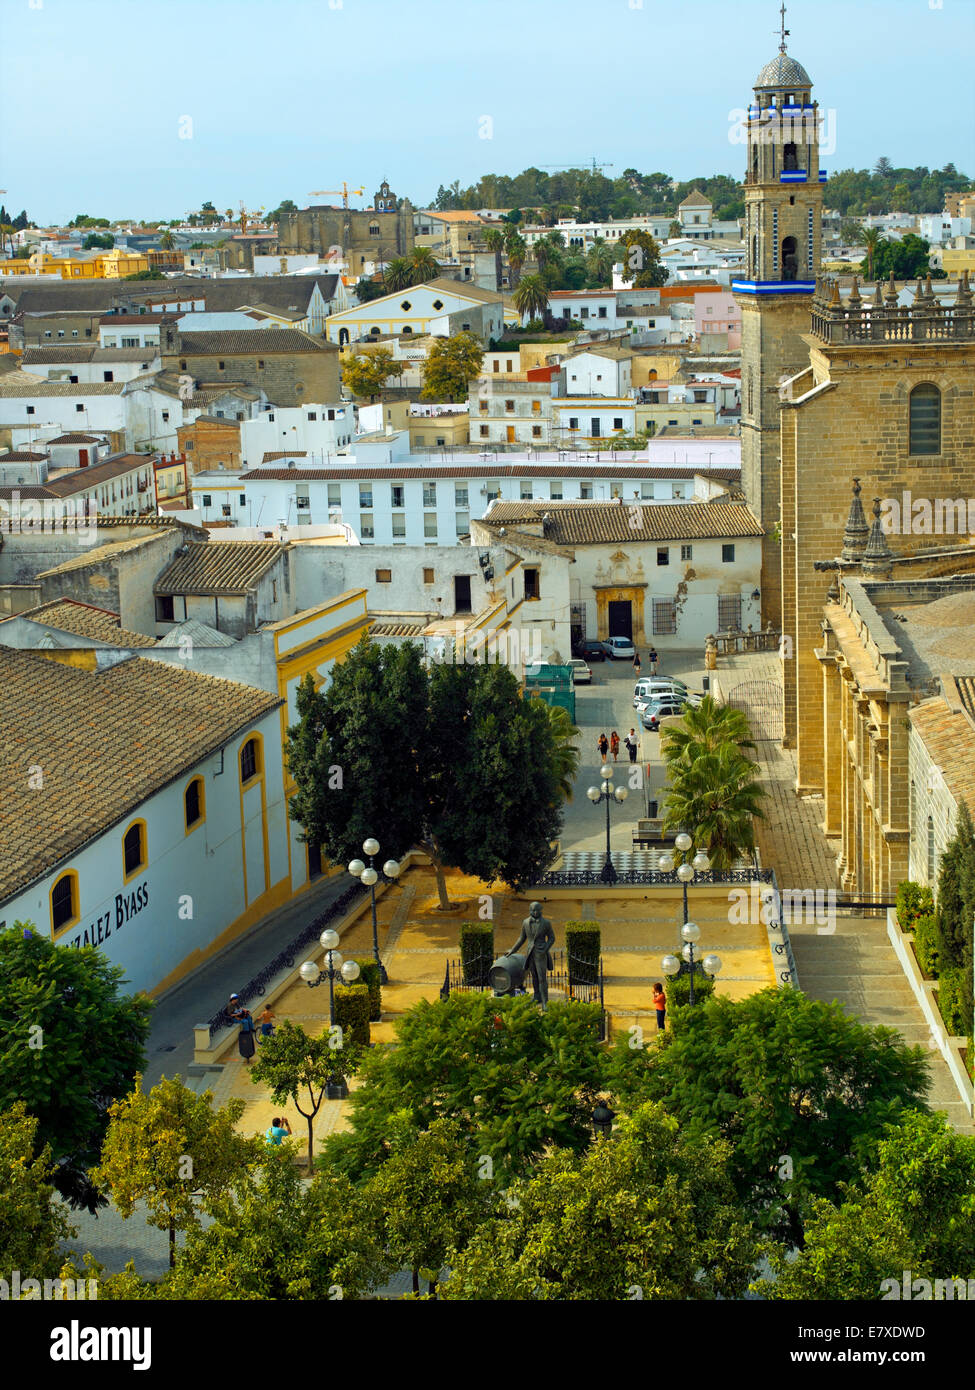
[{"x1": 66, "y1": 882, "x2": 149, "y2": 949}]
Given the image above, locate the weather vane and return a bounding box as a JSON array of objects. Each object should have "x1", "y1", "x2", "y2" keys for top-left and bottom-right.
[{"x1": 778, "y1": 2, "x2": 790, "y2": 52}]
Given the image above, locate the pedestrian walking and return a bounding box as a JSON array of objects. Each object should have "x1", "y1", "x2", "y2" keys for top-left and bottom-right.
[
  {"x1": 257, "y1": 1004, "x2": 275, "y2": 1041},
  {"x1": 265, "y1": 1117, "x2": 292, "y2": 1146},
  {"x1": 230, "y1": 994, "x2": 256, "y2": 1065},
  {"x1": 597, "y1": 732, "x2": 609, "y2": 762},
  {"x1": 648, "y1": 646, "x2": 658, "y2": 676},
  {"x1": 632, "y1": 650, "x2": 641, "y2": 677},
  {"x1": 610, "y1": 730, "x2": 620, "y2": 762},
  {"x1": 652, "y1": 982, "x2": 667, "y2": 1032},
  {"x1": 624, "y1": 728, "x2": 638, "y2": 763}
]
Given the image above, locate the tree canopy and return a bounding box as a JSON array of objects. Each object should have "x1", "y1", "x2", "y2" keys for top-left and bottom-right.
[
  {"x1": 420, "y1": 331, "x2": 484, "y2": 401},
  {"x1": 0, "y1": 926, "x2": 152, "y2": 1210},
  {"x1": 340, "y1": 347, "x2": 404, "y2": 400}
]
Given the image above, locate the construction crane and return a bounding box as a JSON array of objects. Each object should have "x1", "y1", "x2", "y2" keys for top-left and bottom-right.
[
  {"x1": 225, "y1": 202, "x2": 265, "y2": 235},
  {"x1": 540, "y1": 159, "x2": 614, "y2": 175},
  {"x1": 309, "y1": 182, "x2": 365, "y2": 209}
]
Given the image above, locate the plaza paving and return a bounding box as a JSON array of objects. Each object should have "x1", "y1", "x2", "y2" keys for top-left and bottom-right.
[{"x1": 60, "y1": 648, "x2": 972, "y2": 1279}]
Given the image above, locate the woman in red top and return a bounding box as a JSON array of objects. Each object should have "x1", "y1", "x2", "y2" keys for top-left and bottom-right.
[
  {"x1": 652, "y1": 982, "x2": 666, "y2": 1032},
  {"x1": 610, "y1": 730, "x2": 620, "y2": 762}
]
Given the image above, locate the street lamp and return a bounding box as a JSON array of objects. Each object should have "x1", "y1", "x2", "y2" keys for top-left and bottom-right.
[
  {"x1": 591, "y1": 1100, "x2": 616, "y2": 1140},
  {"x1": 661, "y1": 920, "x2": 722, "y2": 1006},
  {"x1": 587, "y1": 763, "x2": 629, "y2": 883},
  {"x1": 299, "y1": 929, "x2": 361, "y2": 1099},
  {"x1": 660, "y1": 831, "x2": 710, "y2": 925},
  {"x1": 348, "y1": 838, "x2": 400, "y2": 984}
]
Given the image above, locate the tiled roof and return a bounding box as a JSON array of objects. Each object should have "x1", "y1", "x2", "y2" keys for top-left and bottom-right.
[
  {"x1": 154, "y1": 540, "x2": 286, "y2": 596},
  {"x1": 171, "y1": 329, "x2": 337, "y2": 356},
  {"x1": 495, "y1": 527, "x2": 576, "y2": 560},
  {"x1": 2, "y1": 274, "x2": 339, "y2": 318},
  {"x1": 0, "y1": 450, "x2": 49, "y2": 461},
  {"x1": 42, "y1": 454, "x2": 152, "y2": 498},
  {"x1": 0, "y1": 373, "x2": 126, "y2": 397},
  {"x1": 14, "y1": 600, "x2": 158, "y2": 648},
  {"x1": 0, "y1": 648, "x2": 282, "y2": 902},
  {"x1": 21, "y1": 346, "x2": 158, "y2": 365},
  {"x1": 955, "y1": 676, "x2": 975, "y2": 723},
  {"x1": 47, "y1": 433, "x2": 106, "y2": 444},
  {"x1": 369, "y1": 620, "x2": 427, "y2": 638},
  {"x1": 908, "y1": 695, "x2": 975, "y2": 812},
  {"x1": 478, "y1": 498, "x2": 762, "y2": 544}
]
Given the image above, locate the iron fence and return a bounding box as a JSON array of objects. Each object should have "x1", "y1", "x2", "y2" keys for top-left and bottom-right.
[
  {"x1": 440, "y1": 948, "x2": 606, "y2": 1037},
  {"x1": 530, "y1": 867, "x2": 775, "y2": 887}
]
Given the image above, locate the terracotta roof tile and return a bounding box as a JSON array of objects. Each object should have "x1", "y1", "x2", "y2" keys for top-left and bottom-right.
[
  {"x1": 154, "y1": 540, "x2": 286, "y2": 596},
  {"x1": 477, "y1": 499, "x2": 762, "y2": 544},
  {"x1": 0, "y1": 649, "x2": 282, "y2": 902},
  {"x1": 13, "y1": 600, "x2": 158, "y2": 648}
]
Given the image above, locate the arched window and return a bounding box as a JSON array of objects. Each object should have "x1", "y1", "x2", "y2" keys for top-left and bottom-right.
[
  {"x1": 184, "y1": 776, "x2": 205, "y2": 832},
  {"x1": 369, "y1": 223, "x2": 380, "y2": 236},
  {"x1": 909, "y1": 384, "x2": 940, "y2": 456},
  {"x1": 122, "y1": 820, "x2": 147, "y2": 881},
  {"x1": 240, "y1": 737, "x2": 261, "y2": 784},
  {"x1": 51, "y1": 871, "x2": 79, "y2": 934},
  {"x1": 781, "y1": 235, "x2": 798, "y2": 281},
  {"x1": 927, "y1": 815, "x2": 936, "y2": 882},
  {"x1": 783, "y1": 141, "x2": 798, "y2": 171},
  {"x1": 338, "y1": 328, "x2": 349, "y2": 346}
]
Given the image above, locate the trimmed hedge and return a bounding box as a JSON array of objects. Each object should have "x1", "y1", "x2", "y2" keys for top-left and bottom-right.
[
  {"x1": 349, "y1": 957, "x2": 382, "y2": 1022},
  {"x1": 896, "y1": 881, "x2": 935, "y2": 931},
  {"x1": 332, "y1": 983, "x2": 371, "y2": 1047},
  {"x1": 664, "y1": 970, "x2": 716, "y2": 1009},
  {"x1": 565, "y1": 921, "x2": 600, "y2": 986},
  {"x1": 460, "y1": 921, "x2": 494, "y2": 987},
  {"x1": 912, "y1": 912, "x2": 944, "y2": 978},
  {"x1": 937, "y1": 967, "x2": 970, "y2": 1037}
]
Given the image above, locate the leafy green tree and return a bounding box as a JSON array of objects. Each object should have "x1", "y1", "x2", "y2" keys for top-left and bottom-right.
[
  {"x1": 166, "y1": 1150, "x2": 386, "y2": 1299},
  {"x1": 512, "y1": 273, "x2": 549, "y2": 324},
  {"x1": 934, "y1": 800, "x2": 975, "y2": 1040},
  {"x1": 421, "y1": 330, "x2": 484, "y2": 401},
  {"x1": 250, "y1": 1020, "x2": 363, "y2": 1174},
  {"x1": 0, "y1": 926, "x2": 152, "y2": 1211},
  {"x1": 354, "y1": 275, "x2": 389, "y2": 303},
  {"x1": 662, "y1": 741, "x2": 765, "y2": 869},
  {"x1": 442, "y1": 1104, "x2": 760, "y2": 1300},
  {"x1": 758, "y1": 1111, "x2": 975, "y2": 1298},
  {"x1": 619, "y1": 229, "x2": 666, "y2": 287},
  {"x1": 123, "y1": 268, "x2": 165, "y2": 280},
  {"x1": 0, "y1": 1102, "x2": 76, "y2": 1281},
  {"x1": 82, "y1": 232, "x2": 115, "y2": 250},
  {"x1": 605, "y1": 988, "x2": 930, "y2": 1245},
  {"x1": 840, "y1": 217, "x2": 865, "y2": 245},
  {"x1": 867, "y1": 233, "x2": 934, "y2": 283},
  {"x1": 365, "y1": 1117, "x2": 492, "y2": 1294},
  {"x1": 286, "y1": 645, "x2": 571, "y2": 906},
  {"x1": 341, "y1": 347, "x2": 404, "y2": 400},
  {"x1": 323, "y1": 995, "x2": 605, "y2": 1185},
  {"x1": 92, "y1": 1076, "x2": 262, "y2": 1266},
  {"x1": 874, "y1": 156, "x2": 894, "y2": 180},
  {"x1": 265, "y1": 198, "x2": 297, "y2": 224}
]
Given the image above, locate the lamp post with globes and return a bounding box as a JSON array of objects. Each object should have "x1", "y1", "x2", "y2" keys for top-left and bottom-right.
[
  {"x1": 656, "y1": 831, "x2": 710, "y2": 926},
  {"x1": 661, "y1": 921, "x2": 722, "y2": 1006},
  {"x1": 587, "y1": 763, "x2": 629, "y2": 884},
  {"x1": 348, "y1": 838, "x2": 400, "y2": 985},
  {"x1": 299, "y1": 929, "x2": 361, "y2": 1099}
]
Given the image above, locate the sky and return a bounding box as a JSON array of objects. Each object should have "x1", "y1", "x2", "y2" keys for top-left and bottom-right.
[{"x1": 1, "y1": 0, "x2": 973, "y2": 225}]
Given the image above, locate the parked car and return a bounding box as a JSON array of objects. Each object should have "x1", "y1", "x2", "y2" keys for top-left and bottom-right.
[
  {"x1": 568, "y1": 658, "x2": 592, "y2": 685},
  {"x1": 635, "y1": 688, "x2": 703, "y2": 712},
  {"x1": 641, "y1": 698, "x2": 689, "y2": 731},
  {"x1": 633, "y1": 678, "x2": 689, "y2": 708},
  {"x1": 575, "y1": 639, "x2": 608, "y2": 662},
  {"x1": 604, "y1": 636, "x2": 636, "y2": 660}
]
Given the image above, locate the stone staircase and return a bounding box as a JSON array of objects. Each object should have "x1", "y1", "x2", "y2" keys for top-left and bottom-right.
[{"x1": 789, "y1": 913, "x2": 973, "y2": 1133}]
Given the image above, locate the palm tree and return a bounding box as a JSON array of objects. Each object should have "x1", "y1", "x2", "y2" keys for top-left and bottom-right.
[
  {"x1": 862, "y1": 227, "x2": 882, "y2": 281},
  {"x1": 662, "y1": 743, "x2": 765, "y2": 871},
  {"x1": 513, "y1": 274, "x2": 549, "y2": 326},
  {"x1": 408, "y1": 246, "x2": 440, "y2": 285},
  {"x1": 484, "y1": 227, "x2": 505, "y2": 291},
  {"x1": 585, "y1": 237, "x2": 614, "y2": 286},
  {"x1": 0, "y1": 224, "x2": 15, "y2": 258},
  {"x1": 384, "y1": 257, "x2": 412, "y2": 291},
  {"x1": 504, "y1": 230, "x2": 527, "y2": 287},
  {"x1": 158, "y1": 230, "x2": 175, "y2": 251},
  {"x1": 659, "y1": 695, "x2": 756, "y2": 771},
  {"x1": 545, "y1": 703, "x2": 580, "y2": 802}
]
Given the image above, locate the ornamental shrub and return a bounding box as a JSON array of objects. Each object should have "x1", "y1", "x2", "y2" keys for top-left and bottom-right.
[
  {"x1": 565, "y1": 922, "x2": 600, "y2": 986},
  {"x1": 332, "y1": 984, "x2": 370, "y2": 1047},
  {"x1": 896, "y1": 881, "x2": 934, "y2": 931},
  {"x1": 937, "y1": 967, "x2": 971, "y2": 1038},
  {"x1": 664, "y1": 971, "x2": 716, "y2": 1009},
  {"x1": 912, "y1": 912, "x2": 944, "y2": 978},
  {"x1": 459, "y1": 922, "x2": 494, "y2": 987},
  {"x1": 349, "y1": 958, "x2": 382, "y2": 1021}
]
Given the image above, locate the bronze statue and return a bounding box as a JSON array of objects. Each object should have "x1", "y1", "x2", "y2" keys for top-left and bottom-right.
[{"x1": 512, "y1": 901, "x2": 556, "y2": 1009}]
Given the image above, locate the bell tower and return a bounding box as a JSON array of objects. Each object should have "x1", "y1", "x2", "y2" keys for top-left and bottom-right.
[{"x1": 734, "y1": 8, "x2": 824, "y2": 629}]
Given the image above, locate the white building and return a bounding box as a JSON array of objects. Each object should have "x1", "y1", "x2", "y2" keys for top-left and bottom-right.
[
  {"x1": 326, "y1": 278, "x2": 515, "y2": 346},
  {"x1": 239, "y1": 403, "x2": 354, "y2": 466},
  {"x1": 560, "y1": 347, "x2": 633, "y2": 397},
  {"x1": 19, "y1": 345, "x2": 161, "y2": 385},
  {"x1": 0, "y1": 647, "x2": 287, "y2": 996},
  {"x1": 521, "y1": 216, "x2": 674, "y2": 251},
  {"x1": 472, "y1": 498, "x2": 763, "y2": 652}
]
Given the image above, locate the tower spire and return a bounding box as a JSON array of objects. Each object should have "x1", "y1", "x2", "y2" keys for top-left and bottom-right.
[{"x1": 778, "y1": 2, "x2": 790, "y2": 52}]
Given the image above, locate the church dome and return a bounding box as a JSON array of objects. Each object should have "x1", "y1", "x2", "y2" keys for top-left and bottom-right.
[{"x1": 754, "y1": 52, "x2": 812, "y2": 89}]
